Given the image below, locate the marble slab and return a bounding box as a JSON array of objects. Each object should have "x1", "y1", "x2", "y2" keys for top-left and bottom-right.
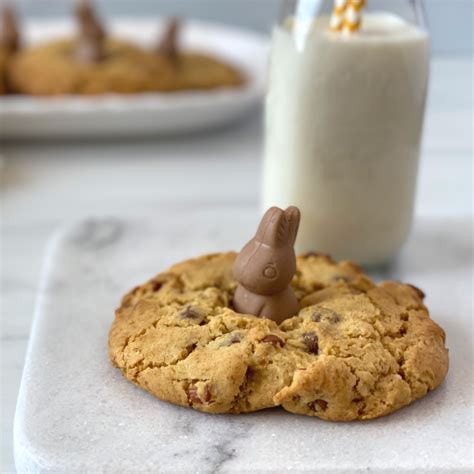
[{"x1": 14, "y1": 210, "x2": 473, "y2": 472}]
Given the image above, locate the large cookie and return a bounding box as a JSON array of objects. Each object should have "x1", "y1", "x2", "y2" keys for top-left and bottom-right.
[{"x1": 108, "y1": 252, "x2": 448, "y2": 421}]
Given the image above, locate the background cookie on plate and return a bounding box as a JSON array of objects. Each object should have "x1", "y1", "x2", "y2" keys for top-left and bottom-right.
[
  {"x1": 8, "y1": 38, "x2": 175, "y2": 96},
  {"x1": 156, "y1": 18, "x2": 245, "y2": 91},
  {"x1": 7, "y1": 0, "x2": 176, "y2": 96}
]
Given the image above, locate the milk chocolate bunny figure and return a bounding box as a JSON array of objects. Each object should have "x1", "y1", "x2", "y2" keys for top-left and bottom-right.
[
  {"x1": 157, "y1": 18, "x2": 181, "y2": 64},
  {"x1": 233, "y1": 206, "x2": 300, "y2": 324},
  {"x1": 75, "y1": 0, "x2": 105, "y2": 63},
  {"x1": 1, "y1": 5, "x2": 21, "y2": 53}
]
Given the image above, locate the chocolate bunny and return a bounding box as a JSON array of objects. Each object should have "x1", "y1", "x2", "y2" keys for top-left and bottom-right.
[
  {"x1": 233, "y1": 206, "x2": 300, "y2": 324},
  {"x1": 157, "y1": 18, "x2": 181, "y2": 63},
  {"x1": 1, "y1": 5, "x2": 20, "y2": 53},
  {"x1": 74, "y1": 0, "x2": 106, "y2": 63}
]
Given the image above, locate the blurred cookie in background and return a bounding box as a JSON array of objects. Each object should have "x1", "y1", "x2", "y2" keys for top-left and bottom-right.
[
  {"x1": 8, "y1": 38, "x2": 175, "y2": 95},
  {"x1": 5, "y1": 2, "x2": 245, "y2": 96},
  {"x1": 7, "y1": 1, "x2": 175, "y2": 95},
  {"x1": 156, "y1": 19, "x2": 245, "y2": 91}
]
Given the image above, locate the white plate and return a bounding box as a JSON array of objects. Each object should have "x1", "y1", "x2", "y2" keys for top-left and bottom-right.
[{"x1": 0, "y1": 19, "x2": 269, "y2": 139}]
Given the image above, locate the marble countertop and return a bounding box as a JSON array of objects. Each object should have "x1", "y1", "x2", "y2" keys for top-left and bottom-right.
[
  {"x1": 1, "y1": 56, "x2": 473, "y2": 473},
  {"x1": 14, "y1": 214, "x2": 473, "y2": 472}
]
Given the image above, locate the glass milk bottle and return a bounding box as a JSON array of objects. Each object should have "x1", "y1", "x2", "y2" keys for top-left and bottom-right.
[{"x1": 263, "y1": 0, "x2": 429, "y2": 265}]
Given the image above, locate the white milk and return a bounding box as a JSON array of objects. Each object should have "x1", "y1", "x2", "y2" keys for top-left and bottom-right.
[{"x1": 263, "y1": 14, "x2": 429, "y2": 265}]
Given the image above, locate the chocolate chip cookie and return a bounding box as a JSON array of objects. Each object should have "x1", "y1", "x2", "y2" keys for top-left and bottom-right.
[
  {"x1": 7, "y1": 38, "x2": 175, "y2": 95},
  {"x1": 156, "y1": 19, "x2": 245, "y2": 91},
  {"x1": 108, "y1": 252, "x2": 448, "y2": 421}
]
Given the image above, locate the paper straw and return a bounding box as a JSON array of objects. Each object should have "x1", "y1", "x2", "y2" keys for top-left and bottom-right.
[
  {"x1": 330, "y1": 0, "x2": 349, "y2": 31},
  {"x1": 342, "y1": 0, "x2": 366, "y2": 34}
]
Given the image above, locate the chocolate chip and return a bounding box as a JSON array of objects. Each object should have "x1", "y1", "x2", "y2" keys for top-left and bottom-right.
[
  {"x1": 239, "y1": 366, "x2": 255, "y2": 392},
  {"x1": 312, "y1": 307, "x2": 342, "y2": 324},
  {"x1": 399, "y1": 326, "x2": 407, "y2": 336},
  {"x1": 245, "y1": 366, "x2": 254, "y2": 380},
  {"x1": 398, "y1": 368, "x2": 407, "y2": 381},
  {"x1": 302, "y1": 332, "x2": 319, "y2": 354},
  {"x1": 186, "y1": 343, "x2": 197, "y2": 353},
  {"x1": 204, "y1": 385, "x2": 212, "y2": 403},
  {"x1": 152, "y1": 281, "x2": 163, "y2": 292},
  {"x1": 261, "y1": 334, "x2": 285, "y2": 347},
  {"x1": 180, "y1": 307, "x2": 201, "y2": 320},
  {"x1": 187, "y1": 383, "x2": 211, "y2": 405},
  {"x1": 331, "y1": 313, "x2": 341, "y2": 323},
  {"x1": 407, "y1": 284, "x2": 425, "y2": 300},
  {"x1": 317, "y1": 399, "x2": 328, "y2": 411},
  {"x1": 308, "y1": 399, "x2": 328, "y2": 411},
  {"x1": 187, "y1": 385, "x2": 201, "y2": 405}
]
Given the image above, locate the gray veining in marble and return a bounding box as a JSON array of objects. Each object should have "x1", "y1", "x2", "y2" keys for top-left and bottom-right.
[{"x1": 14, "y1": 211, "x2": 473, "y2": 473}]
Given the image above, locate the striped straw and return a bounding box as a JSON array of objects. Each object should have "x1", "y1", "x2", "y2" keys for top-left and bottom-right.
[
  {"x1": 342, "y1": 0, "x2": 366, "y2": 34},
  {"x1": 329, "y1": 0, "x2": 348, "y2": 32}
]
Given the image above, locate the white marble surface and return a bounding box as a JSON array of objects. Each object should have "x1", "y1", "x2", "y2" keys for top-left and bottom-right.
[
  {"x1": 1, "y1": 56, "x2": 473, "y2": 473},
  {"x1": 14, "y1": 213, "x2": 474, "y2": 472}
]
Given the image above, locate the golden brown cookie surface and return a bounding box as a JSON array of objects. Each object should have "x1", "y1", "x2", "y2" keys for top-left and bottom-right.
[
  {"x1": 7, "y1": 38, "x2": 175, "y2": 95},
  {"x1": 108, "y1": 252, "x2": 448, "y2": 421},
  {"x1": 168, "y1": 53, "x2": 245, "y2": 91}
]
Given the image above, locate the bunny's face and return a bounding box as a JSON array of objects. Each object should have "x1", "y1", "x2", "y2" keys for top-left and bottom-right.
[{"x1": 233, "y1": 207, "x2": 300, "y2": 296}]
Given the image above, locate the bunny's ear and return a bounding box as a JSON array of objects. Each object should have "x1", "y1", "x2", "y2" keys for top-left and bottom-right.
[
  {"x1": 256, "y1": 207, "x2": 290, "y2": 247},
  {"x1": 255, "y1": 207, "x2": 280, "y2": 241},
  {"x1": 284, "y1": 206, "x2": 300, "y2": 246}
]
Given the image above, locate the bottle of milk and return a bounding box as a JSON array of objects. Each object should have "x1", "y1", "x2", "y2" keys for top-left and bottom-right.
[{"x1": 263, "y1": 0, "x2": 429, "y2": 265}]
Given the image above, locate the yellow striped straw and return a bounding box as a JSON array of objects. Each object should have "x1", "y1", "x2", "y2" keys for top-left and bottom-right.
[
  {"x1": 342, "y1": 0, "x2": 366, "y2": 34},
  {"x1": 330, "y1": 0, "x2": 349, "y2": 32}
]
